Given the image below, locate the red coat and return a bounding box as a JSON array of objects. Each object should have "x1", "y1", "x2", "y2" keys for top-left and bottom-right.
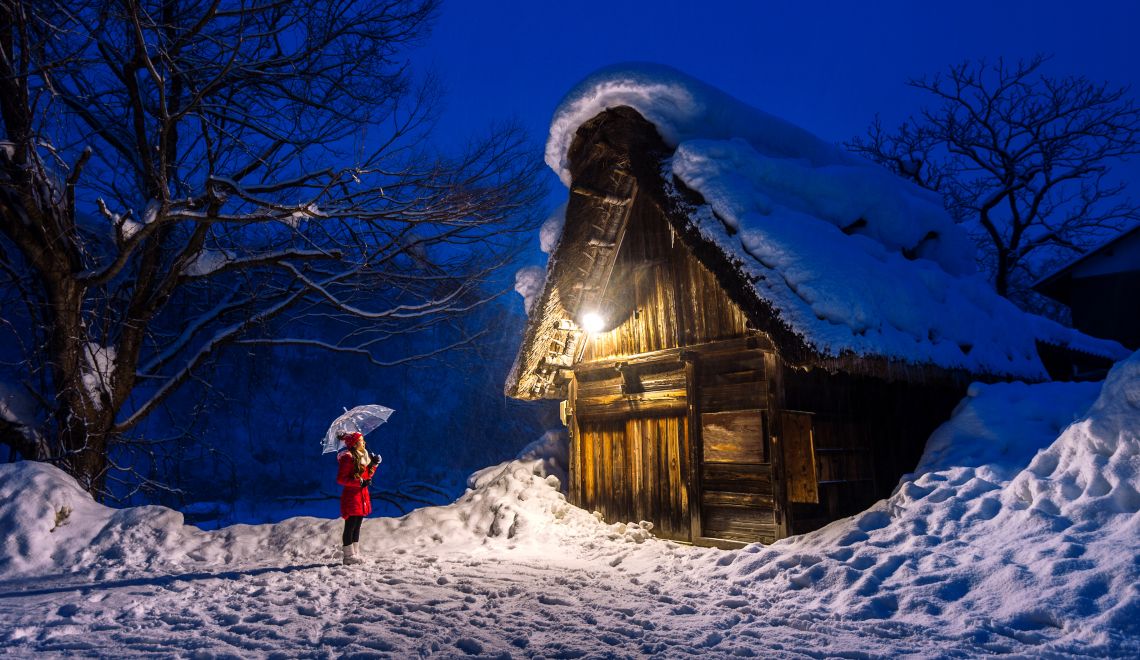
[{"x1": 337, "y1": 451, "x2": 378, "y2": 518}]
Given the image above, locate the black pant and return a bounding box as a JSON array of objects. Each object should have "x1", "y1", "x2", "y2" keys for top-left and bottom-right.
[{"x1": 343, "y1": 516, "x2": 363, "y2": 546}]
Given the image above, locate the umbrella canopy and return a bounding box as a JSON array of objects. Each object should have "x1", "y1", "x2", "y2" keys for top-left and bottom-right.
[{"x1": 321, "y1": 404, "x2": 395, "y2": 454}]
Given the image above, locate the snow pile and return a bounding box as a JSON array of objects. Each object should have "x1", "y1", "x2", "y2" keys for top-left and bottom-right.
[
  {"x1": 0, "y1": 461, "x2": 338, "y2": 578},
  {"x1": 0, "y1": 429, "x2": 636, "y2": 580},
  {"x1": 0, "y1": 380, "x2": 36, "y2": 432},
  {"x1": 544, "y1": 64, "x2": 1127, "y2": 377},
  {"x1": 366, "y1": 428, "x2": 659, "y2": 551},
  {"x1": 539, "y1": 203, "x2": 567, "y2": 254},
  {"x1": 700, "y1": 351, "x2": 1140, "y2": 653},
  {"x1": 183, "y1": 247, "x2": 236, "y2": 277},
  {"x1": 1011, "y1": 350, "x2": 1140, "y2": 522},
  {"x1": 513, "y1": 266, "x2": 546, "y2": 314},
  {"x1": 547, "y1": 63, "x2": 858, "y2": 188},
  {"x1": 1, "y1": 356, "x2": 1139, "y2": 654}
]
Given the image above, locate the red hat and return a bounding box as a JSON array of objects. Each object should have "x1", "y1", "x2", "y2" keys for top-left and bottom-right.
[{"x1": 340, "y1": 432, "x2": 364, "y2": 448}]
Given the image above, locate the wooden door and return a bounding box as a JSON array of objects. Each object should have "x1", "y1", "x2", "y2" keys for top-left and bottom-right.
[
  {"x1": 694, "y1": 349, "x2": 778, "y2": 545},
  {"x1": 572, "y1": 357, "x2": 693, "y2": 542},
  {"x1": 575, "y1": 415, "x2": 691, "y2": 542},
  {"x1": 780, "y1": 411, "x2": 818, "y2": 504}
]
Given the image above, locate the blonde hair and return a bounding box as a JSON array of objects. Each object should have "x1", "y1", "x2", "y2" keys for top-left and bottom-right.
[{"x1": 351, "y1": 440, "x2": 369, "y2": 480}]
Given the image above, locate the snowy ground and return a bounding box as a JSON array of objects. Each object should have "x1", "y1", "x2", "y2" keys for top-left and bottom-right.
[{"x1": 2, "y1": 354, "x2": 1139, "y2": 658}]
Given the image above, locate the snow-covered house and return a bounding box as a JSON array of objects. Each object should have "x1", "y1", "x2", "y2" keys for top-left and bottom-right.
[
  {"x1": 1034, "y1": 224, "x2": 1140, "y2": 352},
  {"x1": 506, "y1": 65, "x2": 1126, "y2": 548}
]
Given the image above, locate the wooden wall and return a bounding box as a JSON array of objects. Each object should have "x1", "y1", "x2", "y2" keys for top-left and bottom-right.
[
  {"x1": 694, "y1": 348, "x2": 778, "y2": 544},
  {"x1": 580, "y1": 193, "x2": 750, "y2": 362},
  {"x1": 781, "y1": 366, "x2": 965, "y2": 534},
  {"x1": 566, "y1": 183, "x2": 966, "y2": 547},
  {"x1": 568, "y1": 187, "x2": 780, "y2": 546}
]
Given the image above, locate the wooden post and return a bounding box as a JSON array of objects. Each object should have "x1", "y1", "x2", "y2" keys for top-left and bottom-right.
[
  {"x1": 683, "y1": 350, "x2": 702, "y2": 544},
  {"x1": 764, "y1": 351, "x2": 790, "y2": 539},
  {"x1": 567, "y1": 375, "x2": 581, "y2": 507}
]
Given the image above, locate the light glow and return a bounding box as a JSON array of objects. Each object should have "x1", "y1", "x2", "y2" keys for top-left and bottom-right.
[{"x1": 581, "y1": 312, "x2": 605, "y2": 333}]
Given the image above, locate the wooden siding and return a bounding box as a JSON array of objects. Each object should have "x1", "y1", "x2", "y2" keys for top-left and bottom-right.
[
  {"x1": 580, "y1": 193, "x2": 750, "y2": 362},
  {"x1": 781, "y1": 411, "x2": 818, "y2": 504},
  {"x1": 782, "y1": 366, "x2": 964, "y2": 534},
  {"x1": 575, "y1": 415, "x2": 692, "y2": 542},
  {"x1": 693, "y1": 349, "x2": 778, "y2": 545}
]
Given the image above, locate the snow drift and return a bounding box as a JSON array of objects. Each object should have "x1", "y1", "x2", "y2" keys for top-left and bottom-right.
[
  {"x1": 701, "y1": 351, "x2": 1140, "y2": 652},
  {"x1": 0, "y1": 430, "x2": 645, "y2": 581},
  {"x1": 1, "y1": 353, "x2": 1138, "y2": 655}
]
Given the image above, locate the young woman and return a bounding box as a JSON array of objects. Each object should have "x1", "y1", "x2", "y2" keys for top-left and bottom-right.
[{"x1": 335, "y1": 432, "x2": 380, "y2": 565}]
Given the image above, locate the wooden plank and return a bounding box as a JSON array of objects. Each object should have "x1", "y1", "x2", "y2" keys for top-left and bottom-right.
[
  {"x1": 765, "y1": 352, "x2": 789, "y2": 539},
  {"x1": 575, "y1": 388, "x2": 688, "y2": 419},
  {"x1": 613, "y1": 417, "x2": 627, "y2": 522},
  {"x1": 629, "y1": 417, "x2": 642, "y2": 524},
  {"x1": 574, "y1": 336, "x2": 773, "y2": 375},
  {"x1": 684, "y1": 355, "x2": 701, "y2": 544},
  {"x1": 700, "y1": 463, "x2": 774, "y2": 495},
  {"x1": 667, "y1": 416, "x2": 685, "y2": 538},
  {"x1": 576, "y1": 375, "x2": 623, "y2": 398},
  {"x1": 700, "y1": 381, "x2": 766, "y2": 412},
  {"x1": 701, "y1": 490, "x2": 775, "y2": 508},
  {"x1": 579, "y1": 422, "x2": 592, "y2": 512},
  {"x1": 678, "y1": 415, "x2": 690, "y2": 537},
  {"x1": 782, "y1": 411, "x2": 819, "y2": 504},
  {"x1": 701, "y1": 410, "x2": 765, "y2": 463},
  {"x1": 637, "y1": 368, "x2": 687, "y2": 392},
  {"x1": 699, "y1": 354, "x2": 766, "y2": 383},
  {"x1": 647, "y1": 418, "x2": 660, "y2": 533},
  {"x1": 701, "y1": 505, "x2": 777, "y2": 543}
]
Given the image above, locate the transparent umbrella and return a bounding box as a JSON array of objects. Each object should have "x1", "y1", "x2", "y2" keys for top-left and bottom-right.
[{"x1": 321, "y1": 404, "x2": 395, "y2": 454}]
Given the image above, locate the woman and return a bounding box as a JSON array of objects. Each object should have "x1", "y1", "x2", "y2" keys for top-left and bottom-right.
[{"x1": 335, "y1": 431, "x2": 380, "y2": 565}]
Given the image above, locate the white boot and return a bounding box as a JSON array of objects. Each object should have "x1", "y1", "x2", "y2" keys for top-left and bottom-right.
[
  {"x1": 342, "y1": 544, "x2": 362, "y2": 565},
  {"x1": 352, "y1": 542, "x2": 363, "y2": 563}
]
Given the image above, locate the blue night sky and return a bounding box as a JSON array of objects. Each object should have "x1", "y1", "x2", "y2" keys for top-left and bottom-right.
[{"x1": 414, "y1": 0, "x2": 1140, "y2": 213}]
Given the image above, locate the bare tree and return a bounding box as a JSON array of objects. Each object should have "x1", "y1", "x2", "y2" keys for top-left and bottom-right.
[
  {"x1": 848, "y1": 55, "x2": 1140, "y2": 304},
  {"x1": 0, "y1": 0, "x2": 543, "y2": 495}
]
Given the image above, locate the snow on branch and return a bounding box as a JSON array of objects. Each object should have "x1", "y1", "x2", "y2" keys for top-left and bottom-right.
[
  {"x1": 181, "y1": 248, "x2": 342, "y2": 278},
  {"x1": 234, "y1": 331, "x2": 489, "y2": 368}
]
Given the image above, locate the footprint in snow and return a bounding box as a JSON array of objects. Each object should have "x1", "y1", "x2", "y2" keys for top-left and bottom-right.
[
  {"x1": 934, "y1": 577, "x2": 970, "y2": 602},
  {"x1": 715, "y1": 598, "x2": 750, "y2": 609}
]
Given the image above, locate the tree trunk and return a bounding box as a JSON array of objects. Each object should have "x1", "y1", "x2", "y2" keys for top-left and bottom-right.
[
  {"x1": 56, "y1": 402, "x2": 112, "y2": 495},
  {"x1": 994, "y1": 251, "x2": 1010, "y2": 298},
  {"x1": 45, "y1": 273, "x2": 114, "y2": 496}
]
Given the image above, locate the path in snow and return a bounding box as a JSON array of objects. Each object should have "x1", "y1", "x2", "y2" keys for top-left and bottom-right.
[
  {"x1": 2, "y1": 355, "x2": 1139, "y2": 657},
  {"x1": 0, "y1": 541, "x2": 1067, "y2": 658}
]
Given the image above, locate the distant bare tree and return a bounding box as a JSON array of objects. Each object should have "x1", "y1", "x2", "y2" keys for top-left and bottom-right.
[
  {"x1": 0, "y1": 0, "x2": 543, "y2": 494},
  {"x1": 848, "y1": 55, "x2": 1140, "y2": 305}
]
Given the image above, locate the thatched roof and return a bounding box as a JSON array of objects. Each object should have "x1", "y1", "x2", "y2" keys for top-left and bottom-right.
[{"x1": 506, "y1": 67, "x2": 1127, "y2": 400}]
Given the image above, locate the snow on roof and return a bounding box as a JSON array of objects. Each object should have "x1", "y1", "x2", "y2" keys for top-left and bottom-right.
[
  {"x1": 544, "y1": 64, "x2": 1127, "y2": 378},
  {"x1": 1033, "y1": 223, "x2": 1140, "y2": 293}
]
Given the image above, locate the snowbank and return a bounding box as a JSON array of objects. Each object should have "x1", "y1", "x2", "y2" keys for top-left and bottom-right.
[
  {"x1": 0, "y1": 429, "x2": 639, "y2": 580},
  {"x1": 2, "y1": 354, "x2": 1138, "y2": 653},
  {"x1": 701, "y1": 351, "x2": 1140, "y2": 652},
  {"x1": 542, "y1": 64, "x2": 1128, "y2": 378}
]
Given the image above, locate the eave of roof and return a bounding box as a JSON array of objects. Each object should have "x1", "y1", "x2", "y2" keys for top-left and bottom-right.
[{"x1": 1033, "y1": 224, "x2": 1140, "y2": 302}]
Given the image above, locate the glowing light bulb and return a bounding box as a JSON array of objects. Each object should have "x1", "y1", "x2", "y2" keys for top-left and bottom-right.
[{"x1": 581, "y1": 312, "x2": 605, "y2": 333}]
